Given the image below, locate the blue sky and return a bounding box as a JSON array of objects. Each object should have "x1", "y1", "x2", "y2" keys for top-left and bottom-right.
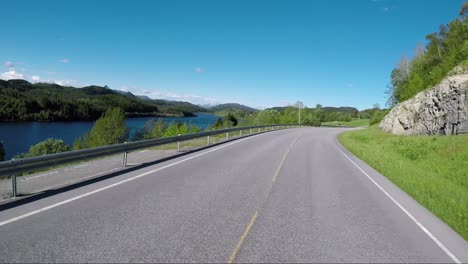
[{"x1": 0, "y1": 0, "x2": 463, "y2": 109}]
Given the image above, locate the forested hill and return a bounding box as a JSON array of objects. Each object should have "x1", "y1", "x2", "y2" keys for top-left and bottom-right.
[
  {"x1": 267, "y1": 106, "x2": 358, "y2": 113},
  {"x1": 0, "y1": 79, "x2": 205, "y2": 121},
  {"x1": 209, "y1": 103, "x2": 259, "y2": 112}
]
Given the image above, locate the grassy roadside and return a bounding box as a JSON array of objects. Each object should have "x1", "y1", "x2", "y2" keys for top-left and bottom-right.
[
  {"x1": 149, "y1": 128, "x2": 260, "y2": 150},
  {"x1": 322, "y1": 118, "x2": 369, "y2": 127},
  {"x1": 339, "y1": 126, "x2": 468, "y2": 240}
]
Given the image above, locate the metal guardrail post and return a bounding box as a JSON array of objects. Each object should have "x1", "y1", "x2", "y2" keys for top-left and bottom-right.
[
  {"x1": 122, "y1": 152, "x2": 128, "y2": 167},
  {"x1": 12, "y1": 174, "x2": 17, "y2": 197},
  {"x1": 250, "y1": 128, "x2": 252, "y2": 134},
  {"x1": 207, "y1": 135, "x2": 210, "y2": 145},
  {"x1": 226, "y1": 132, "x2": 229, "y2": 140},
  {"x1": 240, "y1": 130, "x2": 242, "y2": 137},
  {"x1": 122, "y1": 142, "x2": 128, "y2": 167},
  {"x1": 177, "y1": 134, "x2": 181, "y2": 152}
]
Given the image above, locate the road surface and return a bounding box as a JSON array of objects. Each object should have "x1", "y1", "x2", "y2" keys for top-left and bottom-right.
[{"x1": 0, "y1": 128, "x2": 466, "y2": 263}]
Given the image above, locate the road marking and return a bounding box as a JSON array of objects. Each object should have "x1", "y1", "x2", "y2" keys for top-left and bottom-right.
[
  {"x1": 0, "y1": 135, "x2": 261, "y2": 228},
  {"x1": 139, "y1": 150, "x2": 149, "y2": 153},
  {"x1": 337, "y1": 148, "x2": 461, "y2": 264},
  {"x1": 23, "y1": 171, "x2": 59, "y2": 181},
  {"x1": 228, "y1": 210, "x2": 258, "y2": 264},
  {"x1": 272, "y1": 136, "x2": 300, "y2": 182},
  {"x1": 81, "y1": 168, "x2": 121, "y2": 180},
  {"x1": 73, "y1": 164, "x2": 88, "y2": 169}
]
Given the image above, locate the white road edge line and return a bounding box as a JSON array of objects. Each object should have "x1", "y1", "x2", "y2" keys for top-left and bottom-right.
[
  {"x1": 0, "y1": 135, "x2": 261, "y2": 228},
  {"x1": 337, "y1": 148, "x2": 461, "y2": 264},
  {"x1": 73, "y1": 164, "x2": 88, "y2": 169},
  {"x1": 23, "y1": 171, "x2": 59, "y2": 181},
  {"x1": 81, "y1": 168, "x2": 121, "y2": 180}
]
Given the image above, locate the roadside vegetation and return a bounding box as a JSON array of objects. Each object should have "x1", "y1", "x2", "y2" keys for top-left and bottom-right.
[
  {"x1": 15, "y1": 139, "x2": 71, "y2": 158},
  {"x1": 11, "y1": 103, "x2": 387, "y2": 158},
  {"x1": 387, "y1": 3, "x2": 468, "y2": 105},
  {"x1": 338, "y1": 4, "x2": 468, "y2": 240},
  {"x1": 339, "y1": 126, "x2": 468, "y2": 240},
  {"x1": 321, "y1": 118, "x2": 369, "y2": 127}
]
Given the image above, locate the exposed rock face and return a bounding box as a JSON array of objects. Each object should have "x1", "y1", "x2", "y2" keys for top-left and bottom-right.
[{"x1": 379, "y1": 74, "x2": 468, "y2": 135}]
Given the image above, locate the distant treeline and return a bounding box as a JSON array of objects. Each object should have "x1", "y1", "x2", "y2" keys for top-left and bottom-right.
[
  {"x1": 0, "y1": 79, "x2": 204, "y2": 121},
  {"x1": 3, "y1": 104, "x2": 388, "y2": 161},
  {"x1": 220, "y1": 104, "x2": 386, "y2": 127}
]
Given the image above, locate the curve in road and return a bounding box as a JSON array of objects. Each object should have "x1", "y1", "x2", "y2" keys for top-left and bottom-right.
[{"x1": 0, "y1": 128, "x2": 466, "y2": 263}]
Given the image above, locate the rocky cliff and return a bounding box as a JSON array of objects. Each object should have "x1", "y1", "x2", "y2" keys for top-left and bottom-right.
[{"x1": 379, "y1": 73, "x2": 468, "y2": 135}]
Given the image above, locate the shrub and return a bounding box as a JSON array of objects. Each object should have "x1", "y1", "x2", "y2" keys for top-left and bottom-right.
[{"x1": 18, "y1": 138, "x2": 71, "y2": 158}]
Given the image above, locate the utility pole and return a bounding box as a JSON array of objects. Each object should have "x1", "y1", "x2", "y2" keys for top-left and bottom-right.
[
  {"x1": 295, "y1": 101, "x2": 304, "y2": 125},
  {"x1": 299, "y1": 106, "x2": 301, "y2": 124}
]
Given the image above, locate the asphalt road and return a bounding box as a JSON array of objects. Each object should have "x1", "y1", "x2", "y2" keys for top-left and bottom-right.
[{"x1": 0, "y1": 128, "x2": 466, "y2": 263}]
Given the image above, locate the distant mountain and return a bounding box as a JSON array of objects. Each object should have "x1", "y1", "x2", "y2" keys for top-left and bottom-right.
[
  {"x1": 266, "y1": 106, "x2": 358, "y2": 113},
  {"x1": 148, "y1": 99, "x2": 207, "y2": 115},
  {"x1": 267, "y1": 106, "x2": 288, "y2": 112},
  {"x1": 136, "y1": 95, "x2": 152, "y2": 101},
  {"x1": 210, "y1": 103, "x2": 259, "y2": 112},
  {"x1": 0, "y1": 79, "x2": 206, "y2": 121},
  {"x1": 321, "y1": 106, "x2": 358, "y2": 113}
]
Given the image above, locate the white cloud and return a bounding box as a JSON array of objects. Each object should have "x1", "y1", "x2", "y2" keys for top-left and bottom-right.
[
  {"x1": 194, "y1": 67, "x2": 205, "y2": 73},
  {"x1": 53, "y1": 79, "x2": 79, "y2": 86},
  {"x1": 3, "y1": 61, "x2": 14, "y2": 68},
  {"x1": 1, "y1": 70, "x2": 24, "y2": 80},
  {"x1": 58, "y1": 58, "x2": 70, "y2": 63},
  {"x1": 0, "y1": 65, "x2": 83, "y2": 87}
]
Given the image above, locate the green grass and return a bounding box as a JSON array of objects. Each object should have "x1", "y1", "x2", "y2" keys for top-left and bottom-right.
[
  {"x1": 339, "y1": 126, "x2": 468, "y2": 240},
  {"x1": 322, "y1": 118, "x2": 370, "y2": 127},
  {"x1": 149, "y1": 130, "x2": 253, "y2": 151}
]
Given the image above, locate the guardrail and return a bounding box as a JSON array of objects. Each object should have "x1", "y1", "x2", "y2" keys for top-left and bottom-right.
[
  {"x1": 0, "y1": 124, "x2": 309, "y2": 197},
  {"x1": 0, "y1": 123, "x2": 352, "y2": 198}
]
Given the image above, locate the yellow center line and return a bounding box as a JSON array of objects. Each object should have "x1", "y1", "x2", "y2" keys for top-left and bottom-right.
[
  {"x1": 272, "y1": 136, "x2": 300, "y2": 182},
  {"x1": 227, "y1": 210, "x2": 259, "y2": 264},
  {"x1": 227, "y1": 136, "x2": 301, "y2": 263}
]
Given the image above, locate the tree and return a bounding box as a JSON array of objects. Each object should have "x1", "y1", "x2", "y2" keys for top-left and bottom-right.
[
  {"x1": 75, "y1": 107, "x2": 129, "y2": 149},
  {"x1": 133, "y1": 118, "x2": 156, "y2": 141},
  {"x1": 256, "y1": 110, "x2": 280, "y2": 125},
  {"x1": 73, "y1": 135, "x2": 88, "y2": 150},
  {"x1": 459, "y1": 2, "x2": 468, "y2": 19},
  {"x1": 398, "y1": 55, "x2": 411, "y2": 79},
  {"x1": 148, "y1": 119, "x2": 166, "y2": 138},
  {"x1": 294, "y1": 101, "x2": 304, "y2": 124},
  {"x1": 370, "y1": 109, "x2": 390, "y2": 126},
  {"x1": 0, "y1": 141, "x2": 5, "y2": 161},
  {"x1": 225, "y1": 113, "x2": 238, "y2": 127},
  {"x1": 212, "y1": 117, "x2": 224, "y2": 129},
  {"x1": 387, "y1": 6, "x2": 468, "y2": 105},
  {"x1": 188, "y1": 123, "x2": 202, "y2": 133},
  {"x1": 314, "y1": 104, "x2": 325, "y2": 122},
  {"x1": 302, "y1": 111, "x2": 321, "y2": 126},
  {"x1": 18, "y1": 138, "x2": 71, "y2": 158},
  {"x1": 162, "y1": 122, "x2": 189, "y2": 137}
]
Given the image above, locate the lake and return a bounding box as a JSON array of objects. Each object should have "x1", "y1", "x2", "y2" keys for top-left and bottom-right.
[{"x1": 0, "y1": 113, "x2": 218, "y2": 160}]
